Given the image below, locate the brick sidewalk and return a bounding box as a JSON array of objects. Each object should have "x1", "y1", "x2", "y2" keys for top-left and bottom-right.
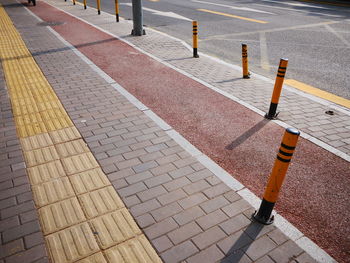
[{"x1": 0, "y1": 1, "x2": 339, "y2": 263}]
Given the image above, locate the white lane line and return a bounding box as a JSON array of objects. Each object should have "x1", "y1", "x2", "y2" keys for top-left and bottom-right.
[
  {"x1": 121, "y1": 3, "x2": 193, "y2": 21},
  {"x1": 259, "y1": 32, "x2": 270, "y2": 71},
  {"x1": 324, "y1": 24, "x2": 350, "y2": 47},
  {"x1": 191, "y1": 0, "x2": 275, "y2": 15}
]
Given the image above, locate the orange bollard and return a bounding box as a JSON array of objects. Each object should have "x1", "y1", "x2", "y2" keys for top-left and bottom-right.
[
  {"x1": 97, "y1": 0, "x2": 101, "y2": 14},
  {"x1": 83, "y1": 0, "x2": 87, "y2": 9},
  {"x1": 253, "y1": 127, "x2": 300, "y2": 224},
  {"x1": 265, "y1": 58, "x2": 288, "y2": 119},
  {"x1": 242, "y1": 43, "x2": 250, "y2": 79},
  {"x1": 192, "y1": 21, "x2": 199, "y2": 58},
  {"x1": 115, "y1": 0, "x2": 119, "y2": 22}
]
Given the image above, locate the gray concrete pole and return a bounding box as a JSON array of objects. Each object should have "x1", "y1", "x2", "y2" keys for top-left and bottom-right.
[{"x1": 131, "y1": 0, "x2": 145, "y2": 36}]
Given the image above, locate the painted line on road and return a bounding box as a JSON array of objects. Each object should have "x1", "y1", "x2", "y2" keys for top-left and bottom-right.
[
  {"x1": 324, "y1": 24, "x2": 350, "y2": 47},
  {"x1": 197, "y1": 8, "x2": 268, "y2": 24},
  {"x1": 285, "y1": 79, "x2": 350, "y2": 109},
  {"x1": 27, "y1": 3, "x2": 341, "y2": 262}
]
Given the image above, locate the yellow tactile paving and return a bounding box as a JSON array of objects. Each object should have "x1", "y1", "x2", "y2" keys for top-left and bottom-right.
[
  {"x1": 61, "y1": 152, "x2": 100, "y2": 175},
  {"x1": 104, "y1": 235, "x2": 162, "y2": 263},
  {"x1": 78, "y1": 186, "x2": 124, "y2": 219},
  {"x1": 20, "y1": 133, "x2": 54, "y2": 151},
  {"x1": 76, "y1": 252, "x2": 107, "y2": 263},
  {"x1": 32, "y1": 177, "x2": 75, "y2": 207},
  {"x1": 45, "y1": 222, "x2": 100, "y2": 263},
  {"x1": 89, "y1": 209, "x2": 141, "y2": 249},
  {"x1": 0, "y1": 5, "x2": 162, "y2": 263},
  {"x1": 23, "y1": 145, "x2": 59, "y2": 167},
  {"x1": 69, "y1": 168, "x2": 111, "y2": 195},
  {"x1": 55, "y1": 139, "x2": 90, "y2": 158},
  {"x1": 27, "y1": 160, "x2": 66, "y2": 185},
  {"x1": 39, "y1": 197, "x2": 86, "y2": 234},
  {"x1": 49, "y1": 126, "x2": 81, "y2": 144}
]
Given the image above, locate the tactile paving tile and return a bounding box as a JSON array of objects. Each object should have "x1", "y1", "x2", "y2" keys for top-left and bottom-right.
[
  {"x1": 55, "y1": 139, "x2": 90, "y2": 158},
  {"x1": 15, "y1": 114, "x2": 48, "y2": 137},
  {"x1": 12, "y1": 99, "x2": 39, "y2": 116},
  {"x1": 39, "y1": 197, "x2": 86, "y2": 235},
  {"x1": 69, "y1": 168, "x2": 111, "y2": 195},
  {"x1": 78, "y1": 186, "x2": 124, "y2": 219},
  {"x1": 49, "y1": 126, "x2": 81, "y2": 145},
  {"x1": 27, "y1": 160, "x2": 66, "y2": 185},
  {"x1": 45, "y1": 222, "x2": 100, "y2": 263},
  {"x1": 61, "y1": 152, "x2": 100, "y2": 175},
  {"x1": 89, "y1": 209, "x2": 141, "y2": 249},
  {"x1": 23, "y1": 145, "x2": 59, "y2": 167},
  {"x1": 32, "y1": 177, "x2": 75, "y2": 207},
  {"x1": 43, "y1": 116, "x2": 74, "y2": 132},
  {"x1": 75, "y1": 252, "x2": 107, "y2": 263},
  {"x1": 37, "y1": 100, "x2": 64, "y2": 112},
  {"x1": 20, "y1": 133, "x2": 54, "y2": 151},
  {"x1": 104, "y1": 235, "x2": 162, "y2": 263}
]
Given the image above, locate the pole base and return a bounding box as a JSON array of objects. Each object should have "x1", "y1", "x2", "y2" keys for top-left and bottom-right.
[
  {"x1": 265, "y1": 112, "x2": 279, "y2": 120},
  {"x1": 252, "y1": 211, "x2": 274, "y2": 225},
  {"x1": 84, "y1": 5, "x2": 86, "y2": 9},
  {"x1": 243, "y1": 75, "x2": 250, "y2": 79},
  {"x1": 131, "y1": 29, "x2": 146, "y2": 36},
  {"x1": 98, "y1": 10, "x2": 101, "y2": 15},
  {"x1": 116, "y1": 14, "x2": 119, "y2": 22}
]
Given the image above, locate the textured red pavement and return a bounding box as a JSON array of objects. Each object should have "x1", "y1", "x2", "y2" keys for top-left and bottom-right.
[{"x1": 28, "y1": 3, "x2": 349, "y2": 262}]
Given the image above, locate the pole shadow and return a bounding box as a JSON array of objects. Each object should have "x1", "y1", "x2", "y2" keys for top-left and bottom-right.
[
  {"x1": 220, "y1": 221, "x2": 265, "y2": 263},
  {"x1": 226, "y1": 119, "x2": 269, "y2": 150}
]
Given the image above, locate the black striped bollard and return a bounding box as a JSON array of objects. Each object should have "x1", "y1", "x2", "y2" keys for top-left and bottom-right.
[
  {"x1": 115, "y1": 0, "x2": 119, "y2": 22},
  {"x1": 265, "y1": 58, "x2": 288, "y2": 119},
  {"x1": 253, "y1": 127, "x2": 300, "y2": 224},
  {"x1": 242, "y1": 44, "x2": 250, "y2": 79},
  {"x1": 192, "y1": 21, "x2": 199, "y2": 58}
]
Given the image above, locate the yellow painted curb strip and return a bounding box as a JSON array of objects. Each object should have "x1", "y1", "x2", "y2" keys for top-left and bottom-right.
[
  {"x1": 285, "y1": 79, "x2": 350, "y2": 109},
  {"x1": 197, "y1": 8, "x2": 268, "y2": 24}
]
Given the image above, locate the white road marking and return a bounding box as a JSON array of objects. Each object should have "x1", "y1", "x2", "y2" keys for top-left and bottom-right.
[
  {"x1": 121, "y1": 3, "x2": 192, "y2": 21},
  {"x1": 191, "y1": 0, "x2": 275, "y2": 15},
  {"x1": 324, "y1": 24, "x2": 350, "y2": 47}
]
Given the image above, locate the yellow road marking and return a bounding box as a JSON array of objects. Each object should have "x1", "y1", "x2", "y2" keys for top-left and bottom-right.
[
  {"x1": 197, "y1": 8, "x2": 268, "y2": 24},
  {"x1": 0, "y1": 5, "x2": 161, "y2": 263},
  {"x1": 285, "y1": 79, "x2": 350, "y2": 109}
]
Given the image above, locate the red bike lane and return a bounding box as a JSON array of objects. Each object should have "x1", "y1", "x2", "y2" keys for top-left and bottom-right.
[{"x1": 27, "y1": 2, "x2": 349, "y2": 261}]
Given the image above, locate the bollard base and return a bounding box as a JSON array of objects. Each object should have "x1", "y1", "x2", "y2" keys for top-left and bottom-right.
[
  {"x1": 116, "y1": 14, "x2": 119, "y2": 22},
  {"x1": 243, "y1": 73, "x2": 250, "y2": 79},
  {"x1": 84, "y1": 5, "x2": 86, "y2": 9},
  {"x1": 131, "y1": 29, "x2": 146, "y2": 36},
  {"x1": 252, "y1": 211, "x2": 274, "y2": 225}
]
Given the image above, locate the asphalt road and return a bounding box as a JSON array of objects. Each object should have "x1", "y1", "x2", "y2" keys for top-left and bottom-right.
[{"x1": 86, "y1": 0, "x2": 350, "y2": 100}]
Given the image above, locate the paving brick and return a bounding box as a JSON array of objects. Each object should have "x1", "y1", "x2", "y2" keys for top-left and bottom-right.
[
  {"x1": 24, "y1": 232, "x2": 45, "y2": 249},
  {"x1": 220, "y1": 250, "x2": 252, "y2": 263},
  {"x1": 0, "y1": 180, "x2": 13, "y2": 190},
  {"x1": 0, "y1": 216, "x2": 20, "y2": 232},
  {"x1": 125, "y1": 171, "x2": 153, "y2": 185},
  {"x1": 187, "y1": 245, "x2": 224, "y2": 263},
  {"x1": 107, "y1": 168, "x2": 134, "y2": 181},
  {"x1": 139, "y1": 151, "x2": 164, "y2": 162},
  {"x1": 144, "y1": 217, "x2": 178, "y2": 239},
  {"x1": 135, "y1": 213, "x2": 155, "y2": 228},
  {"x1": 268, "y1": 240, "x2": 303, "y2": 263},
  {"x1": 122, "y1": 149, "x2": 146, "y2": 160},
  {"x1": 122, "y1": 195, "x2": 140, "y2": 207},
  {"x1": 116, "y1": 158, "x2": 141, "y2": 170},
  {"x1": 155, "y1": 154, "x2": 180, "y2": 165},
  {"x1": 222, "y1": 199, "x2": 251, "y2": 217},
  {"x1": 183, "y1": 179, "x2": 211, "y2": 195},
  {"x1": 2, "y1": 220, "x2": 41, "y2": 243},
  {"x1": 0, "y1": 201, "x2": 35, "y2": 219},
  {"x1": 145, "y1": 143, "x2": 168, "y2": 153},
  {"x1": 243, "y1": 235, "x2": 277, "y2": 261},
  {"x1": 196, "y1": 209, "x2": 229, "y2": 230},
  {"x1": 203, "y1": 183, "x2": 231, "y2": 198},
  {"x1": 168, "y1": 165, "x2": 195, "y2": 179},
  {"x1": 0, "y1": 239, "x2": 24, "y2": 258},
  {"x1": 157, "y1": 189, "x2": 187, "y2": 205},
  {"x1": 220, "y1": 214, "x2": 251, "y2": 235},
  {"x1": 4, "y1": 244, "x2": 47, "y2": 263},
  {"x1": 293, "y1": 252, "x2": 318, "y2": 263},
  {"x1": 168, "y1": 222, "x2": 202, "y2": 245},
  {"x1": 20, "y1": 209, "x2": 38, "y2": 224},
  {"x1": 255, "y1": 255, "x2": 275, "y2": 263},
  {"x1": 192, "y1": 226, "x2": 227, "y2": 250},
  {"x1": 200, "y1": 196, "x2": 230, "y2": 214},
  {"x1": 12, "y1": 176, "x2": 29, "y2": 187},
  {"x1": 117, "y1": 181, "x2": 147, "y2": 197},
  {"x1": 267, "y1": 229, "x2": 289, "y2": 245},
  {"x1": 244, "y1": 222, "x2": 275, "y2": 240},
  {"x1": 178, "y1": 193, "x2": 208, "y2": 210},
  {"x1": 132, "y1": 161, "x2": 158, "y2": 173},
  {"x1": 0, "y1": 184, "x2": 30, "y2": 201},
  {"x1": 187, "y1": 169, "x2": 213, "y2": 182},
  {"x1": 173, "y1": 157, "x2": 197, "y2": 168},
  {"x1": 173, "y1": 206, "x2": 205, "y2": 226},
  {"x1": 152, "y1": 235, "x2": 173, "y2": 253},
  {"x1": 163, "y1": 176, "x2": 191, "y2": 192},
  {"x1": 130, "y1": 198, "x2": 161, "y2": 217},
  {"x1": 224, "y1": 191, "x2": 241, "y2": 203},
  {"x1": 0, "y1": 197, "x2": 16, "y2": 210},
  {"x1": 111, "y1": 178, "x2": 128, "y2": 189},
  {"x1": 150, "y1": 163, "x2": 176, "y2": 176},
  {"x1": 17, "y1": 192, "x2": 34, "y2": 204},
  {"x1": 151, "y1": 202, "x2": 183, "y2": 222},
  {"x1": 137, "y1": 185, "x2": 167, "y2": 202},
  {"x1": 217, "y1": 230, "x2": 253, "y2": 255},
  {"x1": 144, "y1": 174, "x2": 172, "y2": 188},
  {"x1": 160, "y1": 240, "x2": 198, "y2": 263}
]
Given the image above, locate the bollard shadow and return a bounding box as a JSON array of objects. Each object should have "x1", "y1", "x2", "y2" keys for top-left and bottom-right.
[
  {"x1": 226, "y1": 119, "x2": 269, "y2": 150},
  {"x1": 220, "y1": 221, "x2": 265, "y2": 263},
  {"x1": 1, "y1": 3, "x2": 23, "y2": 8},
  {"x1": 215, "y1": 78, "x2": 242, "y2": 84},
  {"x1": 164, "y1": 57, "x2": 194, "y2": 62},
  {"x1": 0, "y1": 38, "x2": 118, "y2": 62}
]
